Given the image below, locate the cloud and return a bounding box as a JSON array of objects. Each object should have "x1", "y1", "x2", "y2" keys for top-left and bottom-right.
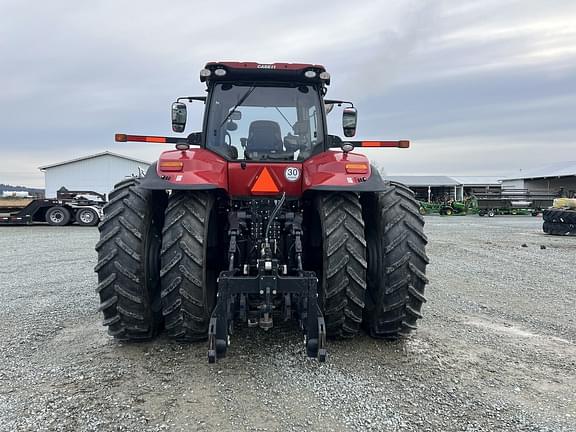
[{"x1": 0, "y1": 0, "x2": 575, "y2": 186}]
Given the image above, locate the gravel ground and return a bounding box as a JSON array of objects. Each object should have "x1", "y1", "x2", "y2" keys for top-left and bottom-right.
[{"x1": 0, "y1": 216, "x2": 574, "y2": 431}]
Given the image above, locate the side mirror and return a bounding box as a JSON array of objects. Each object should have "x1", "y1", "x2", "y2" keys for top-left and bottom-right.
[
  {"x1": 187, "y1": 132, "x2": 202, "y2": 146},
  {"x1": 226, "y1": 121, "x2": 238, "y2": 131},
  {"x1": 229, "y1": 110, "x2": 242, "y2": 121},
  {"x1": 342, "y1": 107, "x2": 358, "y2": 137},
  {"x1": 171, "y1": 102, "x2": 187, "y2": 133}
]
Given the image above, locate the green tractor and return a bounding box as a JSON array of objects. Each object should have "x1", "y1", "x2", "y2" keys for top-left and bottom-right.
[
  {"x1": 419, "y1": 196, "x2": 477, "y2": 216},
  {"x1": 439, "y1": 196, "x2": 477, "y2": 216}
]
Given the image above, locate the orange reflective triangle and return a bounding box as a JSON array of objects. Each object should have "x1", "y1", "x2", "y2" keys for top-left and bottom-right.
[{"x1": 251, "y1": 167, "x2": 280, "y2": 193}]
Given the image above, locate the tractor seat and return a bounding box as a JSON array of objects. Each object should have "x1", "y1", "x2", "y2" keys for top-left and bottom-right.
[{"x1": 246, "y1": 120, "x2": 284, "y2": 153}]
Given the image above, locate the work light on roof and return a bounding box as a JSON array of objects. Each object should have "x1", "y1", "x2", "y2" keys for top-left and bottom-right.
[
  {"x1": 200, "y1": 68, "x2": 212, "y2": 78},
  {"x1": 319, "y1": 71, "x2": 330, "y2": 81},
  {"x1": 304, "y1": 70, "x2": 317, "y2": 78},
  {"x1": 214, "y1": 68, "x2": 227, "y2": 77}
]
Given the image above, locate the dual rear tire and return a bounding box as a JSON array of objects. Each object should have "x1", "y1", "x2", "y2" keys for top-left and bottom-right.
[
  {"x1": 311, "y1": 193, "x2": 367, "y2": 338},
  {"x1": 361, "y1": 184, "x2": 429, "y2": 338},
  {"x1": 160, "y1": 191, "x2": 219, "y2": 341},
  {"x1": 309, "y1": 185, "x2": 429, "y2": 339},
  {"x1": 95, "y1": 183, "x2": 215, "y2": 341},
  {"x1": 95, "y1": 179, "x2": 166, "y2": 340}
]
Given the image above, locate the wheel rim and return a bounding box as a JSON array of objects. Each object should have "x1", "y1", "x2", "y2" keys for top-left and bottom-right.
[
  {"x1": 50, "y1": 210, "x2": 64, "y2": 223},
  {"x1": 79, "y1": 210, "x2": 94, "y2": 224}
]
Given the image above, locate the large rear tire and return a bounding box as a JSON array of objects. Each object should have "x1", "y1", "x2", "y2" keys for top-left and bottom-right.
[
  {"x1": 361, "y1": 183, "x2": 429, "y2": 338},
  {"x1": 160, "y1": 191, "x2": 219, "y2": 341},
  {"x1": 95, "y1": 178, "x2": 167, "y2": 340},
  {"x1": 543, "y1": 221, "x2": 576, "y2": 236},
  {"x1": 543, "y1": 208, "x2": 576, "y2": 224},
  {"x1": 311, "y1": 193, "x2": 367, "y2": 339}
]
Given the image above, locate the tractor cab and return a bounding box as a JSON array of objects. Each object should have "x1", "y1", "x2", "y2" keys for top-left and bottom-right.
[
  {"x1": 171, "y1": 62, "x2": 354, "y2": 161},
  {"x1": 205, "y1": 83, "x2": 324, "y2": 162}
]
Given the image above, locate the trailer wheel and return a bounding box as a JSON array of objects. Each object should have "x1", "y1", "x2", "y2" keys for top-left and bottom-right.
[
  {"x1": 46, "y1": 206, "x2": 71, "y2": 226},
  {"x1": 445, "y1": 208, "x2": 453, "y2": 216},
  {"x1": 160, "y1": 191, "x2": 220, "y2": 341},
  {"x1": 543, "y1": 221, "x2": 576, "y2": 236},
  {"x1": 76, "y1": 208, "x2": 99, "y2": 226},
  {"x1": 361, "y1": 183, "x2": 429, "y2": 338},
  {"x1": 310, "y1": 193, "x2": 367, "y2": 339},
  {"x1": 488, "y1": 210, "x2": 495, "y2": 217},
  {"x1": 478, "y1": 210, "x2": 486, "y2": 217},
  {"x1": 418, "y1": 207, "x2": 427, "y2": 215},
  {"x1": 95, "y1": 178, "x2": 167, "y2": 340}
]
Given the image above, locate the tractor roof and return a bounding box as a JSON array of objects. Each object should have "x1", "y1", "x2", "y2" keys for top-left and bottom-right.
[{"x1": 200, "y1": 61, "x2": 330, "y2": 86}]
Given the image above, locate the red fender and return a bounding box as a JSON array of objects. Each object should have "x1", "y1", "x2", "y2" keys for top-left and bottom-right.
[
  {"x1": 302, "y1": 151, "x2": 386, "y2": 192},
  {"x1": 149, "y1": 149, "x2": 229, "y2": 190}
]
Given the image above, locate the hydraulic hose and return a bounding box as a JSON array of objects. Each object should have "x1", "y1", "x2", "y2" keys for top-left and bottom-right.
[{"x1": 265, "y1": 192, "x2": 286, "y2": 244}]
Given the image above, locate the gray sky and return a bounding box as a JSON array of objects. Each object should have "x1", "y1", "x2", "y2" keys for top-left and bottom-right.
[{"x1": 1, "y1": 0, "x2": 575, "y2": 187}]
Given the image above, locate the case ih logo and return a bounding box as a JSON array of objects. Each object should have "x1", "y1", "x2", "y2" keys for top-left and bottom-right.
[{"x1": 257, "y1": 64, "x2": 276, "y2": 69}]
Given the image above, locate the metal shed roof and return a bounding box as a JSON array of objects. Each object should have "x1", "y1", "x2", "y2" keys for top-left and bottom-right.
[
  {"x1": 39, "y1": 151, "x2": 151, "y2": 170},
  {"x1": 450, "y1": 176, "x2": 502, "y2": 186},
  {"x1": 384, "y1": 176, "x2": 461, "y2": 187},
  {"x1": 503, "y1": 161, "x2": 576, "y2": 181}
]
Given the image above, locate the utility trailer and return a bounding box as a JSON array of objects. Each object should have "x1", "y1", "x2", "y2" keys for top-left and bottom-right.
[
  {"x1": 476, "y1": 189, "x2": 557, "y2": 217},
  {"x1": 419, "y1": 197, "x2": 477, "y2": 216},
  {"x1": 0, "y1": 190, "x2": 106, "y2": 226}
]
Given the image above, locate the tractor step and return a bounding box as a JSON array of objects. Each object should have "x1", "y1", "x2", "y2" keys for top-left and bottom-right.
[{"x1": 207, "y1": 269, "x2": 327, "y2": 363}]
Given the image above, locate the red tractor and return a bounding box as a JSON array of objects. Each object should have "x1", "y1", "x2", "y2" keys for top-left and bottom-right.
[{"x1": 95, "y1": 62, "x2": 428, "y2": 362}]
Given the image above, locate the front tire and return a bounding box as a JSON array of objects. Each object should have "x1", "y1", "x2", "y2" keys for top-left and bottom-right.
[
  {"x1": 95, "y1": 179, "x2": 167, "y2": 340},
  {"x1": 160, "y1": 191, "x2": 219, "y2": 341},
  {"x1": 361, "y1": 183, "x2": 429, "y2": 338}
]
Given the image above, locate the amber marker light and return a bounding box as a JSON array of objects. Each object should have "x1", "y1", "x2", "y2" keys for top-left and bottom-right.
[
  {"x1": 159, "y1": 161, "x2": 184, "y2": 172},
  {"x1": 357, "y1": 140, "x2": 410, "y2": 148},
  {"x1": 345, "y1": 163, "x2": 369, "y2": 174},
  {"x1": 115, "y1": 134, "x2": 169, "y2": 143}
]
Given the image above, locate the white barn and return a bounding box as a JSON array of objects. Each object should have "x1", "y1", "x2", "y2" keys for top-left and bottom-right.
[{"x1": 39, "y1": 152, "x2": 151, "y2": 199}]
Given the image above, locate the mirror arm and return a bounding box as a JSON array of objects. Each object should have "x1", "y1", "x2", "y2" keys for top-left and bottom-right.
[
  {"x1": 177, "y1": 96, "x2": 207, "y2": 103},
  {"x1": 324, "y1": 99, "x2": 354, "y2": 108}
]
